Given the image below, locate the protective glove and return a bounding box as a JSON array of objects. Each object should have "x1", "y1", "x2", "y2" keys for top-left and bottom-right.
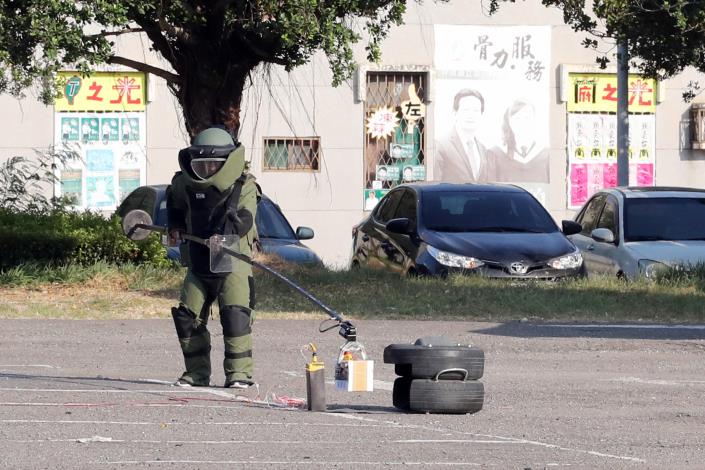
[{"x1": 226, "y1": 207, "x2": 253, "y2": 237}]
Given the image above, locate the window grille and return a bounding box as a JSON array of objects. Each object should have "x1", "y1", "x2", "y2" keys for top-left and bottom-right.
[
  {"x1": 363, "y1": 72, "x2": 427, "y2": 210},
  {"x1": 263, "y1": 137, "x2": 320, "y2": 171}
]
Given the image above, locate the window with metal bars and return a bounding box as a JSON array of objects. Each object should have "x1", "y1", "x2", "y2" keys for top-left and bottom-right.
[
  {"x1": 363, "y1": 72, "x2": 427, "y2": 210},
  {"x1": 263, "y1": 137, "x2": 320, "y2": 171}
]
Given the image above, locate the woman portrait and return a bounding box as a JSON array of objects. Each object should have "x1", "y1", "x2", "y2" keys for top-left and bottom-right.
[{"x1": 491, "y1": 99, "x2": 550, "y2": 183}]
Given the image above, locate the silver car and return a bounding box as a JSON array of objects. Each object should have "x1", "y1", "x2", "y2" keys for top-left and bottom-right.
[{"x1": 569, "y1": 187, "x2": 705, "y2": 280}]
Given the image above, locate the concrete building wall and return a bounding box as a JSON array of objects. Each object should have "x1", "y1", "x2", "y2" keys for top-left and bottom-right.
[{"x1": 2, "y1": 1, "x2": 704, "y2": 268}]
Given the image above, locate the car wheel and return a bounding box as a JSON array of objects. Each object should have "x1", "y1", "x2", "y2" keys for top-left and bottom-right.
[
  {"x1": 384, "y1": 343, "x2": 485, "y2": 380},
  {"x1": 409, "y1": 379, "x2": 484, "y2": 414}
]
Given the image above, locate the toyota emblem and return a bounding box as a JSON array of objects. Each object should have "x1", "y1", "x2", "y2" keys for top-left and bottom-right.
[{"x1": 509, "y1": 262, "x2": 528, "y2": 274}]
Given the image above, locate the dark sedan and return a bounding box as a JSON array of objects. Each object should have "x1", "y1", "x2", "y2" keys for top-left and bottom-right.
[
  {"x1": 351, "y1": 182, "x2": 584, "y2": 278},
  {"x1": 117, "y1": 184, "x2": 322, "y2": 265}
]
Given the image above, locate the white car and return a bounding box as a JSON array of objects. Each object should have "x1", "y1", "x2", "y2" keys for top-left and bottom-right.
[{"x1": 569, "y1": 187, "x2": 705, "y2": 279}]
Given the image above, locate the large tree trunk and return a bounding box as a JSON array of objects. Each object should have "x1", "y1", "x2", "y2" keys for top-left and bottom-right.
[{"x1": 172, "y1": 58, "x2": 257, "y2": 140}]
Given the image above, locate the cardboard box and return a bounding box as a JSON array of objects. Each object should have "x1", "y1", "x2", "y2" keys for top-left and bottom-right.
[{"x1": 335, "y1": 360, "x2": 374, "y2": 392}]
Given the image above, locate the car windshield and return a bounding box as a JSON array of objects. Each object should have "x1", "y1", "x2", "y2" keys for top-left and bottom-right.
[
  {"x1": 624, "y1": 197, "x2": 705, "y2": 242},
  {"x1": 255, "y1": 199, "x2": 296, "y2": 239},
  {"x1": 421, "y1": 191, "x2": 558, "y2": 233}
]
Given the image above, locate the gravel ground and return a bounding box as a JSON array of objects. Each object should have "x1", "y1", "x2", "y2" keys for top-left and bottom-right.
[{"x1": 1, "y1": 318, "x2": 704, "y2": 469}]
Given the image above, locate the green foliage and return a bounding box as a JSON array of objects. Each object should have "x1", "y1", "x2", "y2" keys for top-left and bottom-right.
[
  {"x1": 491, "y1": 0, "x2": 705, "y2": 85},
  {"x1": 0, "y1": 146, "x2": 79, "y2": 212},
  {"x1": 0, "y1": 260, "x2": 182, "y2": 287},
  {"x1": 0, "y1": 207, "x2": 168, "y2": 269},
  {"x1": 0, "y1": 0, "x2": 444, "y2": 133}
]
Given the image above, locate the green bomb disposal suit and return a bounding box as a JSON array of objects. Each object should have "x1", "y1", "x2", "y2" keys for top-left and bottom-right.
[{"x1": 166, "y1": 128, "x2": 258, "y2": 387}]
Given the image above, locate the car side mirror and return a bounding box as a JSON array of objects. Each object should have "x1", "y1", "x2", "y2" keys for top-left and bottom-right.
[
  {"x1": 561, "y1": 220, "x2": 582, "y2": 236},
  {"x1": 386, "y1": 218, "x2": 412, "y2": 234},
  {"x1": 591, "y1": 228, "x2": 616, "y2": 244},
  {"x1": 296, "y1": 226, "x2": 314, "y2": 240}
]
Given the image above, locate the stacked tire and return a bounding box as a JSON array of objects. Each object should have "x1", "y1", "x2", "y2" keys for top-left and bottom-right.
[{"x1": 384, "y1": 336, "x2": 485, "y2": 414}]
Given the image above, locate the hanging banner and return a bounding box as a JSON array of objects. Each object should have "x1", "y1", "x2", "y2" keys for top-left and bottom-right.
[
  {"x1": 434, "y1": 25, "x2": 551, "y2": 206},
  {"x1": 567, "y1": 114, "x2": 655, "y2": 208},
  {"x1": 568, "y1": 73, "x2": 656, "y2": 113},
  {"x1": 56, "y1": 71, "x2": 147, "y2": 112}
]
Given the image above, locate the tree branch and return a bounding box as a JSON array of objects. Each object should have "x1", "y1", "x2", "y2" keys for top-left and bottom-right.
[
  {"x1": 230, "y1": 26, "x2": 287, "y2": 66},
  {"x1": 107, "y1": 56, "x2": 181, "y2": 84},
  {"x1": 86, "y1": 28, "x2": 144, "y2": 40},
  {"x1": 157, "y1": 1, "x2": 193, "y2": 43}
]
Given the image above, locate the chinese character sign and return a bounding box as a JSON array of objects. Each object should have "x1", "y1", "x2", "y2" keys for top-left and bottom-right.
[
  {"x1": 366, "y1": 106, "x2": 400, "y2": 139},
  {"x1": 56, "y1": 72, "x2": 147, "y2": 112},
  {"x1": 400, "y1": 83, "x2": 426, "y2": 132},
  {"x1": 434, "y1": 25, "x2": 551, "y2": 204},
  {"x1": 567, "y1": 114, "x2": 655, "y2": 208},
  {"x1": 568, "y1": 73, "x2": 656, "y2": 113}
]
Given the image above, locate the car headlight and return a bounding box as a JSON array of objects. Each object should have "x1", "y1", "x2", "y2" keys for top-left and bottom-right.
[
  {"x1": 548, "y1": 251, "x2": 583, "y2": 270},
  {"x1": 638, "y1": 259, "x2": 668, "y2": 280},
  {"x1": 427, "y1": 245, "x2": 484, "y2": 269}
]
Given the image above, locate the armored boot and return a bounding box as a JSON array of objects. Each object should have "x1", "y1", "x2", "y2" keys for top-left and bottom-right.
[
  {"x1": 171, "y1": 305, "x2": 211, "y2": 386},
  {"x1": 220, "y1": 304, "x2": 254, "y2": 387}
]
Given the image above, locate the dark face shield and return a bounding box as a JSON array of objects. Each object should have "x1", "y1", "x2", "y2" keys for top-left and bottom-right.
[{"x1": 191, "y1": 157, "x2": 226, "y2": 179}]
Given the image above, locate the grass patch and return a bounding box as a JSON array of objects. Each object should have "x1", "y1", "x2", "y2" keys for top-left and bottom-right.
[
  {"x1": 255, "y1": 265, "x2": 705, "y2": 323},
  {"x1": 1, "y1": 259, "x2": 704, "y2": 322}
]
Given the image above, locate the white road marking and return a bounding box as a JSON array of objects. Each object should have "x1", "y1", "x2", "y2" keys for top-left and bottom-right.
[
  {"x1": 99, "y1": 461, "x2": 479, "y2": 466},
  {"x1": 0, "y1": 364, "x2": 58, "y2": 368},
  {"x1": 0, "y1": 379, "x2": 646, "y2": 464},
  {"x1": 603, "y1": 377, "x2": 705, "y2": 386},
  {"x1": 542, "y1": 324, "x2": 705, "y2": 330},
  {"x1": 0, "y1": 388, "x2": 236, "y2": 393},
  {"x1": 327, "y1": 413, "x2": 645, "y2": 463},
  {"x1": 0, "y1": 419, "x2": 403, "y2": 428},
  {"x1": 5, "y1": 438, "x2": 524, "y2": 445},
  {"x1": 0, "y1": 402, "x2": 258, "y2": 409}
]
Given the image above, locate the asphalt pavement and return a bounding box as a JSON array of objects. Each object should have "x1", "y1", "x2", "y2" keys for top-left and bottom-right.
[{"x1": 1, "y1": 318, "x2": 704, "y2": 469}]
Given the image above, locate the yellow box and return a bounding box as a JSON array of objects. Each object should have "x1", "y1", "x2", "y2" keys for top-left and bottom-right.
[{"x1": 335, "y1": 360, "x2": 374, "y2": 392}]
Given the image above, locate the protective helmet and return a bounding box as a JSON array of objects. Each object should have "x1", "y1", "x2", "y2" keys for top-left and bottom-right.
[{"x1": 183, "y1": 127, "x2": 236, "y2": 180}]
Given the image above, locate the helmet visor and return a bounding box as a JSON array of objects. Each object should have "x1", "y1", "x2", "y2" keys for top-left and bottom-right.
[{"x1": 191, "y1": 158, "x2": 226, "y2": 179}]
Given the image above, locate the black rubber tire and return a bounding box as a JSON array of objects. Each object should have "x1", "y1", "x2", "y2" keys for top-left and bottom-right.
[
  {"x1": 384, "y1": 344, "x2": 485, "y2": 380},
  {"x1": 395, "y1": 364, "x2": 412, "y2": 377},
  {"x1": 392, "y1": 377, "x2": 412, "y2": 410},
  {"x1": 414, "y1": 336, "x2": 457, "y2": 346},
  {"x1": 409, "y1": 379, "x2": 484, "y2": 414}
]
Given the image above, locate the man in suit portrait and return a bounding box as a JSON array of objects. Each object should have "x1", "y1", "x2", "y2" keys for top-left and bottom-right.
[{"x1": 435, "y1": 88, "x2": 495, "y2": 183}]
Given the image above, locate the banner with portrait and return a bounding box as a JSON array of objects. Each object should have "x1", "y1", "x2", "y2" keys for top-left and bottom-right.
[{"x1": 434, "y1": 25, "x2": 551, "y2": 205}]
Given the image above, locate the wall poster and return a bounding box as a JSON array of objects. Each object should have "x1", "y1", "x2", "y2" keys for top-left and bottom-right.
[
  {"x1": 54, "y1": 71, "x2": 147, "y2": 211},
  {"x1": 566, "y1": 72, "x2": 657, "y2": 209},
  {"x1": 363, "y1": 75, "x2": 428, "y2": 211},
  {"x1": 434, "y1": 25, "x2": 552, "y2": 206}
]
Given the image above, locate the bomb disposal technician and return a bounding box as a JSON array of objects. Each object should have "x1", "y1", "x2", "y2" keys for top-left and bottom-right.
[{"x1": 166, "y1": 127, "x2": 258, "y2": 389}]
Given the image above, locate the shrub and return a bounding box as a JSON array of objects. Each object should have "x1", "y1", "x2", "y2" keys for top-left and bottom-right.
[{"x1": 0, "y1": 207, "x2": 168, "y2": 269}]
